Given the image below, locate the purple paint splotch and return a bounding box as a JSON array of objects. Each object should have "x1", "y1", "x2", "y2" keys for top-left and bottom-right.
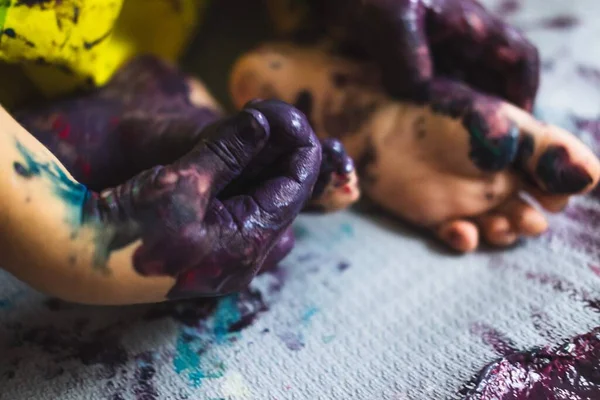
[
  {"x1": 1, "y1": 264, "x2": 290, "y2": 396},
  {"x1": 26, "y1": 325, "x2": 127, "y2": 370},
  {"x1": 546, "y1": 200, "x2": 600, "y2": 258},
  {"x1": 494, "y1": 0, "x2": 520, "y2": 17},
  {"x1": 132, "y1": 352, "x2": 158, "y2": 400},
  {"x1": 530, "y1": 310, "x2": 559, "y2": 342},
  {"x1": 577, "y1": 66, "x2": 600, "y2": 87},
  {"x1": 524, "y1": 271, "x2": 600, "y2": 313},
  {"x1": 461, "y1": 327, "x2": 600, "y2": 399},
  {"x1": 540, "y1": 15, "x2": 580, "y2": 30},
  {"x1": 470, "y1": 323, "x2": 517, "y2": 356},
  {"x1": 278, "y1": 332, "x2": 305, "y2": 351}
]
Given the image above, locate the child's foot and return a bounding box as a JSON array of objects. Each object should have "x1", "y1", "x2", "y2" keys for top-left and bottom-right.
[{"x1": 230, "y1": 43, "x2": 600, "y2": 252}]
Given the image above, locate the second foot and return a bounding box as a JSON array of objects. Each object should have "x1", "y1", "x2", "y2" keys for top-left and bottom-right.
[{"x1": 230, "y1": 43, "x2": 600, "y2": 252}]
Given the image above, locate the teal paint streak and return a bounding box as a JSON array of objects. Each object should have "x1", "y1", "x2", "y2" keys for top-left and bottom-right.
[
  {"x1": 212, "y1": 294, "x2": 242, "y2": 344},
  {"x1": 0, "y1": 299, "x2": 12, "y2": 309},
  {"x1": 301, "y1": 306, "x2": 318, "y2": 325},
  {"x1": 14, "y1": 139, "x2": 91, "y2": 227},
  {"x1": 322, "y1": 334, "x2": 336, "y2": 344},
  {"x1": 174, "y1": 329, "x2": 226, "y2": 388},
  {"x1": 470, "y1": 125, "x2": 501, "y2": 156},
  {"x1": 340, "y1": 223, "x2": 354, "y2": 237},
  {"x1": 172, "y1": 295, "x2": 243, "y2": 387},
  {"x1": 293, "y1": 223, "x2": 309, "y2": 240},
  {"x1": 174, "y1": 333, "x2": 201, "y2": 379},
  {"x1": 13, "y1": 139, "x2": 120, "y2": 269}
]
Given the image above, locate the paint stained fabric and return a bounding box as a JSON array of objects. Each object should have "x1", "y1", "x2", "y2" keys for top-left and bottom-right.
[{"x1": 2, "y1": 0, "x2": 600, "y2": 399}]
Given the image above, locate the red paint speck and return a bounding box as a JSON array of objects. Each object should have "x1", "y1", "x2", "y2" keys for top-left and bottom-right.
[
  {"x1": 342, "y1": 185, "x2": 352, "y2": 194},
  {"x1": 58, "y1": 125, "x2": 71, "y2": 139},
  {"x1": 177, "y1": 269, "x2": 197, "y2": 289},
  {"x1": 589, "y1": 265, "x2": 600, "y2": 277},
  {"x1": 52, "y1": 115, "x2": 71, "y2": 139}
]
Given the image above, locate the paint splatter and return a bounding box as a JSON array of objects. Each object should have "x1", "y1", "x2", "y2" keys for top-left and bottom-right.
[
  {"x1": 2, "y1": 28, "x2": 35, "y2": 47},
  {"x1": 461, "y1": 327, "x2": 600, "y2": 399},
  {"x1": 278, "y1": 332, "x2": 305, "y2": 351},
  {"x1": 577, "y1": 66, "x2": 600, "y2": 87},
  {"x1": 15, "y1": 0, "x2": 53, "y2": 7},
  {"x1": 133, "y1": 352, "x2": 158, "y2": 400},
  {"x1": 339, "y1": 223, "x2": 354, "y2": 237},
  {"x1": 322, "y1": 334, "x2": 336, "y2": 344},
  {"x1": 530, "y1": 310, "x2": 558, "y2": 341},
  {"x1": 470, "y1": 323, "x2": 517, "y2": 356},
  {"x1": 524, "y1": 271, "x2": 600, "y2": 313},
  {"x1": 301, "y1": 306, "x2": 319, "y2": 325},
  {"x1": 494, "y1": 0, "x2": 520, "y2": 17},
  {"x1": 83, "y1": 29, "x2": 112, "y2": 50},
  {"x1": 167, "y1": 270, "x2": 286, "y2": 386},
  {"x1": 337, "y1": 261, "x2": 350, "y2": 271},
  {"x1": 293, "y1": 223, "x2": 310, "y2": 240},
  {"x1": 540, "y1": 15, "x2": 579, "y2": 30}
]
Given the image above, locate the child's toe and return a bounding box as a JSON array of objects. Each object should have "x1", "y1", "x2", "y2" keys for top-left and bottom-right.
[{"x1": 436, "y1": 219, "x2": 479, "y2": 253}]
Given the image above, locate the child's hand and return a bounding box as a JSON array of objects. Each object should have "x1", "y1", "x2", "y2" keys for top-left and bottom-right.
[{"x1": 4, "y1": 57, "x2": 322, "y2": 303}]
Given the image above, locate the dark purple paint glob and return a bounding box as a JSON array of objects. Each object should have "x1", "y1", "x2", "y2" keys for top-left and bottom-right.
[
  {"x1": 462, "y1": 327, "x2": 600, "y2": 400},
  {"x1": 515, "y1": 135, "x2": 592, "y2": 194},
  {"x1": 536, "y1": 146, "x2": 593, "y2": 194}
]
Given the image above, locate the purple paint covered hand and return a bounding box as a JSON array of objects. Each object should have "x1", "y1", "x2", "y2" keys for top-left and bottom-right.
[
  {"x1": 12, "y1": 57, "x2": 322, "y2": 301},
  {"x1": 271, "y1": 0, "x2": 539, "y2": 110},
  {"x1": 89, "y1": 100, "x2": 321, "y2": 298}
]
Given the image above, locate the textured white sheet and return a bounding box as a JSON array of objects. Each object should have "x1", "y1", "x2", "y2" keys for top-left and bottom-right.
[{"x1": 1, "y1": 1, "x2": 599, "y2": 399}]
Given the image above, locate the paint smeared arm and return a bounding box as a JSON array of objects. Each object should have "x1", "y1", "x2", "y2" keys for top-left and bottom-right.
[
  {"x1": 0, "y1": 100, "x2": 322, "y2": 304},
  {"x1": 0, "y1": 106, "x2": 176, "y2": 304}
]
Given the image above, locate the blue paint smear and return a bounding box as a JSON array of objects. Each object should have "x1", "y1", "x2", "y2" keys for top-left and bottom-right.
[
  {"x1": 301, "y1": 306, "x2": 319, "y2": 325},
  {"x1": 173, "y1": 333, "x2": 204, "y2": 388},
  {"x1": 322, "y1": 334, "x2": 336, "y2": 344},
  {"x1": 293, "y1": 223, "x2": 310, "y2": 240},
  {"x1": 172, "y1": 295, "x2": 243, "y2": 387},
  {"x1": 13, "y1": 139, "x2": 119, "y2": 268},
  {"x1": 14, "y1": 139, "x2": 91, "y2": 226},
  {"x1": 339, "y1": 223, "x2": 354, "y2": 237},
  {"x1": 211, "y1": 295, "x2": 242, "y2": 344}
]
